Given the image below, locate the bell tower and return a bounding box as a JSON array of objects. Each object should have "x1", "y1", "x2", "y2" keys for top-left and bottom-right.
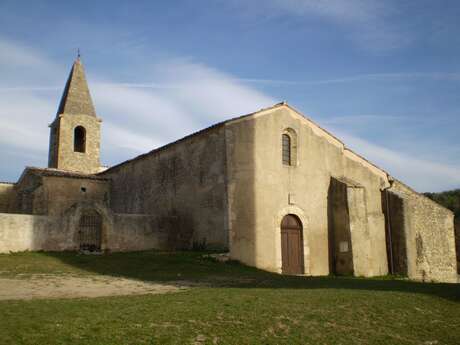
[{"x1": 48, "y1": 56, "x2": 102, "y2": 174}]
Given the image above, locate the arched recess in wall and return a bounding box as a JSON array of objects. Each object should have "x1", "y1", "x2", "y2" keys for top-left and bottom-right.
[
  {"x1": 275, "y1": 205, "x2": 309, "y2": 275},
  {"x1": 282, "y1": 128, "x2": 297, "y2": 166},
  {"x1": 67, "y1": 202, "x2": 113, "y2": 252},
  {"x1": 74, "y1": 126, "x2": 86, "y2": 153}
]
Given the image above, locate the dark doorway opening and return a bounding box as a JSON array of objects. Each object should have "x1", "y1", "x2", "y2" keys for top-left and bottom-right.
[
  {"x1": 281, "y1": 214, "x2": 304, "y2": 275},
  {"x1": 79, "y1": 210, "x2": 102, "y2": 252}
]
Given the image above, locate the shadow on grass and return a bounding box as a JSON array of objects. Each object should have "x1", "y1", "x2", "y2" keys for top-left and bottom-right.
[{"x1": 3, "y1": 250, "x2": 460, "y2": 302}]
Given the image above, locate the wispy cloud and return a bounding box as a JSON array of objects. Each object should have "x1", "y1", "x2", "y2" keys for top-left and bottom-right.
[
  {"x1": 0, "y1": 36, "x2": 64, "y2": 87},
  {"x1": 265, "y1": 0, "x2": 385, "y2": 23},
  {"x1": 226, "y1": 0, "x2": 410, "y2": 52},
  {"x1": 0, "y1": 87, "x2": 61, "y2": 92},
  {"x1": 0, "y1": 37, "x2": 458, "y2": 192},
  {"x1": 0, "y1": 91, "x2": 53, "y2": 152},
  {"x1": 0, "y1": 38, "x2": 52, "y2": 68},
  {"x1": 305, "y1": 72, "x2": 460, "y2": 84},
  {"x1": 3, "y1": 71, "x2": 460, "y2": 93},
  {"x1": 336, "y1": 130, "x2": 460, "y2": 192},
  {"x1": 0, "y1": 38, "x2": 274, "y2": 180},
  {"x1": 233, "y1": 72, "x2": 460, "y2": 87},
  {"x1": 91, "y1": 59, "x2": 275, "y2": 157},
  {"x1": 321, "y1": 114, "x2": 407, "y2": 126}
]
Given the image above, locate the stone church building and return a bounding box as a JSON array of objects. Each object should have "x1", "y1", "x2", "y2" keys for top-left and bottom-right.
[{"x1": 0, "y1": 58, "x2": 458, "y2": 283}]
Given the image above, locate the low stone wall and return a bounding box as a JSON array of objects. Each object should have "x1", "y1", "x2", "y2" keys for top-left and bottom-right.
[
  {"x1": 0, "y1": 213, "x2": 74, "y2": 253},
  {"x1": 0, "y1": 211, "x2": 168, "y2": 254},
  {"x1": 389, "y1": 181, "x2": 457, "y2": 283}
]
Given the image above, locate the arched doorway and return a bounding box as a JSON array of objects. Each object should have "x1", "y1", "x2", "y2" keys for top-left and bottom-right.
[
  {"x1": 281, "y1": 214, "x2": 304, "y2": 275},
  {"x1": 79, "y1": 210, "x2": 102, "y2": 252}
]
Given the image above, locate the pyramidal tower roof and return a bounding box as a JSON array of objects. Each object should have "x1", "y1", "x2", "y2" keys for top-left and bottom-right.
[{"x1": 56, "y1": 57, "x2": 96, "y2": 117}]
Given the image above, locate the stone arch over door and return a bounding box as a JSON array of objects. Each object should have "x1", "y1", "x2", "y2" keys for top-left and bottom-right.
[
  {"x1": 275, "y1": 206, "x2": 309, "y2": 274},
  {"x1": 280, "y1": 214, "x2": 304, "y2": 275},
  {"x1": 64, "y1": 201, "x2": 113, "y2": 252}
]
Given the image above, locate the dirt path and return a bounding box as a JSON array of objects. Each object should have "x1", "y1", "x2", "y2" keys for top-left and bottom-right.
[{"x1": 0, "y1": 275, "x2": 189, "y2": 300}]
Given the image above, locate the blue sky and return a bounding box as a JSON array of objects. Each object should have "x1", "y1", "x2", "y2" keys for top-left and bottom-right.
[{"x1": 0, "y1": 0, "x2": 459, "y2": 192}]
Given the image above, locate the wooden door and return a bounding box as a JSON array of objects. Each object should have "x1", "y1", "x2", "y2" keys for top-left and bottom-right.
[{"x1": 281, "y1": 214, "x2": 304, "y2": 275}]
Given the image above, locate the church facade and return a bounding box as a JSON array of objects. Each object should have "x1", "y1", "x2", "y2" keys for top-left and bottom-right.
[{"x1": 0, "y1": 58, "x2": 458, "y2": 283}]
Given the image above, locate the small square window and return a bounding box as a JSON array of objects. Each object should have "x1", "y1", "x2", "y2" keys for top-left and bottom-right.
[
  {"x1": 81, "y1": 187, "x2": 87, "y2": 193},
  {"x1": 339, "y1": 241, "x2": 349, "y2": 253}
]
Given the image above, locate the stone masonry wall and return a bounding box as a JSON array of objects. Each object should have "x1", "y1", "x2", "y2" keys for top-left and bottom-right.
[
  {"x1": 347, "y1": 185, "x2": 372, "y2": 277},
  {"x1": 0, "y1": 214, "x2": 74, "y2": 253},
  {"x1": 52, "y1": 114, "x2": 101, "y2": 173},
  {"x1": 100, "y1": 125, "x2": 228, "y2": 250},
  {"x1": 0, "y1": 211, "x2": 167, "y2": 254},
  {"x1": 0, "y1": 183, "x2": 15, "y2": 213},
  {"x1": 13, "y1": 173, "x2": 109, "y2": 216},
  {"x1": 327, "y1": 178, "x2": 354, "y2": 275},
  {"x1": 389, "y1": 180, "x2": 457, "y2": 283},
  {"x1": 455, "y1": 219, "x2": 460, "y2": 274},
  {"x1": 108, "y1": 214, "x2": 169, "y2": 252},
  {"x1": 226, "y1": 105, "x2": 389, "y2": 277},
  {"x1": 383, "y1": 190, "x2": 408, "y2": 275},
  {"x1": 42, "y1": 176, "x2": 109, "y2": 216},
  {"x1": 14, "y1": 173, "x2": 42, "y2": 214}
]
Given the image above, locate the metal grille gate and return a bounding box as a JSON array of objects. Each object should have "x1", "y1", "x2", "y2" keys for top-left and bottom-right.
[{"x1": 79, "y1": 211, "x2": 102, "y2": 252}]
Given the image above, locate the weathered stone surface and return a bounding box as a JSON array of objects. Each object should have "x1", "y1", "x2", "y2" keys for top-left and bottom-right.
[
  {"x1": 0, "y1": 206, "x2": 166, "y2": 254},
  {"x1": 389, "y1": 180, "x2": 457, "y2": 283},
  {"x1": 48, "y1": 59, "x2": 101, "y2": 174},
  {"x1": 1, "y1": 65, "x2": 457, "y2": 285},
  {"x1": 48, "y1": 113, "x2": 102, "y2": 173},
  {"x1": 0, "y1": 214, "x2": 72, "y2": 252},
  {"x1": 55, "y1": 59, "x2": 96, "y2": 117},
  {"x1": 0, "y1": 183, "x2": 15, "y2": 213},
  {"x1": 383, "y1": 190, "x2": 408, "y2": 275},
  {"x1": 11, "y1": 169, "x2": 109, "y2": 216},
  {"x1": 100, "y1": 125, "x2": 228, "y2": 250},
  {"x1": 347, "y1": 184, "x2": 372, "y2": 277},
  {"x1": 327, "y1": 178, "x2": 355, "y2": 276},
  {"x1": 455, "y1": 219, "x2": 460, "y2": 274},
  {"x1": 225, "y1": 105, "x2": 389, "y2": 277}
]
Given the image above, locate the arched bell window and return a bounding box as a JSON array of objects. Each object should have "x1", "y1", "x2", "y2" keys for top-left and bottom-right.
[{"x1": 74, "y1": 126, "x2": 86, "y2": 153}]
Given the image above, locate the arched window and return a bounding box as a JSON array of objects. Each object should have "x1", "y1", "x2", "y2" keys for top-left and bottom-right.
[
  {"x1": 74, "y1": 126, "x2": 86, "y2": 153},
  {"x1": 282, "y1": 128, "x2": 298, "y2": 166},
  {"x1": 282, "y1": 134, "x2": 291, "y2": 165}
]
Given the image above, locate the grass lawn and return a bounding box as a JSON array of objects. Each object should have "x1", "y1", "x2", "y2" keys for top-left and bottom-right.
[{"x1": 0, "y1": 251, "x2": 459, "y2": 345}]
